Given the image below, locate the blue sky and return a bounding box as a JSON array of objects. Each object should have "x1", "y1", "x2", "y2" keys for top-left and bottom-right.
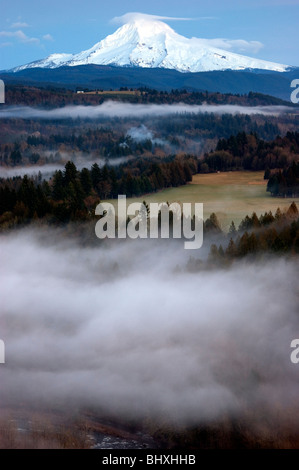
[{"x1": 1, "y1": 0, "x2": 298, "y2": 70}]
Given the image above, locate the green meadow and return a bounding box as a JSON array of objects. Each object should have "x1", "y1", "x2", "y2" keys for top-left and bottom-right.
[{"x1": 113, "y1": 171, "x2": 299, "y2": 231}]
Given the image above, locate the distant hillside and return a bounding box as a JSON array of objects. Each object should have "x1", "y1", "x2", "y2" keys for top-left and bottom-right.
[
  {"x1": 2, "y1": 84, "x2": 293, "y2": 108},
  {"x1": 1, "y1": 65, "x2": 299, "y2": 101}
]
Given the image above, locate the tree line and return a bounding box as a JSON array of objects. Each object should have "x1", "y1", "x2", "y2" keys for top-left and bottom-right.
[
  {"x1": 4, "y1": 85, "x2": 290, "y2": 108},
  {"x1": 0, "y1": 156, "x2": 197, "y2": 228},
  {"x1": 198, "y1": 131, "x2": 299, "y2": 173},
  {"x1": 266, "y1": 161, "x2": 299, "y2": 197},
  {"x1": 1, "y1": 114, "x2": 284, "y2": 168},
  {"x1": 194, "y1": 202, "x2": 299, "y2": 269}
]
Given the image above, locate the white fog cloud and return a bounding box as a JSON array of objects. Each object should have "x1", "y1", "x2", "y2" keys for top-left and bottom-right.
[
  {"x1": 126, "y1": 124, "x2": 166, "y2": 145},
  {"x1": 0, "y1": 156, "x2": 129, "y2": 179},
  {"x1": 43, "y1": 34, "x2": 54, "y2": 42},
  {"x1": 112, "y1": 13, "x2": 193, "y2": 24},
  {"x1": 0, "y1": 230, "x2": 298, "y2": 426},
  {"x1": 193, "y1": 38, "x2": 264, "y2": 54},
  {"x1": 10, "y1": 22, "x2": 30, "y2": 29},
  {"x1": 0, "y1": 29, "x2": 39, "y2": 44},
  {"x1": 0, "y1": 102, "x2": 293, "y2": 121}
]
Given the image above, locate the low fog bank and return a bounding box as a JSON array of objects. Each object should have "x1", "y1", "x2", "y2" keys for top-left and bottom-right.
[
  {"x1": 125, "y1": 124, "x2": 166, "y2": 146},
  {"x1": 0, "y1": 102, "x2": 294, "y2": 120},
  {"x1": 0, "y1": 229, "x2": 298, "y2": 426},
  {"x1": 0, "y1": 156, "x2": 129, "y2": 179}
]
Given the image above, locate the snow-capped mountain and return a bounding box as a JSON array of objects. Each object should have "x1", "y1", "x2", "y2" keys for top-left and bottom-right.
[{"x1": 12, "y1": 17, "x2": 289, "y2": 73}]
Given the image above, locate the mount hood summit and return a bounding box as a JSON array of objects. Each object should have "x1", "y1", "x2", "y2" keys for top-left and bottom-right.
[{"x1": 12, "y1": 16, "x2": 290, "y2": 73}]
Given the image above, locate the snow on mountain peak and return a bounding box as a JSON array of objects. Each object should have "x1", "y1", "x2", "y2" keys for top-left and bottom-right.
[
  {"x1": 122, "y1": 17, "x2": 175, "y2": 41},
  {"x1": 12, "y1": 14, "x2": 290, "y2": 73}
]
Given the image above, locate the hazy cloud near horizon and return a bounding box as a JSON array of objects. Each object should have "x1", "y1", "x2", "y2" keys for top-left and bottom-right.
[
  {"x1": 125, "y1": 124, "x2": 166, "y2": 146},
  {"x1": 0, "y1": 102, "x2": 294, "y2": 121},
  {"x1": 0, "y1": 156, "x2": 129, "y2": 179},
  {"x1": 0, "y1": 229, "x2": 298, "y2": 426}
]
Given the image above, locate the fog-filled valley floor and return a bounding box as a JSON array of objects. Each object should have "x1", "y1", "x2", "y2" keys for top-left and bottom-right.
[
  {"x1": 0, "y1": 85, "x2": 298, "y2": 449},
  {"x1": 1, "y1": 228, "x2": 299, "y2": 448}
]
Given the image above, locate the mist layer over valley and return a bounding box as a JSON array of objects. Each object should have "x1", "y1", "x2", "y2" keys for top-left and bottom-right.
[
  {"x1": 1, "y1": 228, "x2": 299, "y2": 438},
  {"x1": 1, "y1": 97, "x2": 297, "y2": 181},
  {"x1": 0, "y1": 84, "x2": 298, "y2": 448},
  {"x1": 0, "y1": 103, "x2": 294, "y2": 120}
]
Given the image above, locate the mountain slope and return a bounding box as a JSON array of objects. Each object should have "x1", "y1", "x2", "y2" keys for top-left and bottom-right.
[
  {"x1": 2, "y1": 65, "x2": 298, "y2": 101},
  {"x1": 12, "y1": 17, "x2": 289, "y2": 73}
]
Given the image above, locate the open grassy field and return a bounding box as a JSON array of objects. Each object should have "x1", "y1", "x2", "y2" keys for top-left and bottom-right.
[{"x1": 119, "y1": 171, "x2": 299, "y2": 231}]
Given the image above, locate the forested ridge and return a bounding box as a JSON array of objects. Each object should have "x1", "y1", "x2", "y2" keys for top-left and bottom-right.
[
  {"x1": 199, "y1": 131, "x2": 299, "y2": 172},
  {"x1": 0, "y1": 114, "x2": 282, "y2": 167},
  {"x1": 0, "y1": 156, "x2": 197, "y2": 227},
  {"x1": 266, "y1": 161, "x2": 299, "y2": 197},
  {"x1": 187, "y1": 201, "x2": 299, "y2": 268},
  {"x1": 4, "y1": 85, "x2": 291, "y2": 108},
  {"x1": 1, "y1": 132, "x2": 299, "y2": 229}
]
